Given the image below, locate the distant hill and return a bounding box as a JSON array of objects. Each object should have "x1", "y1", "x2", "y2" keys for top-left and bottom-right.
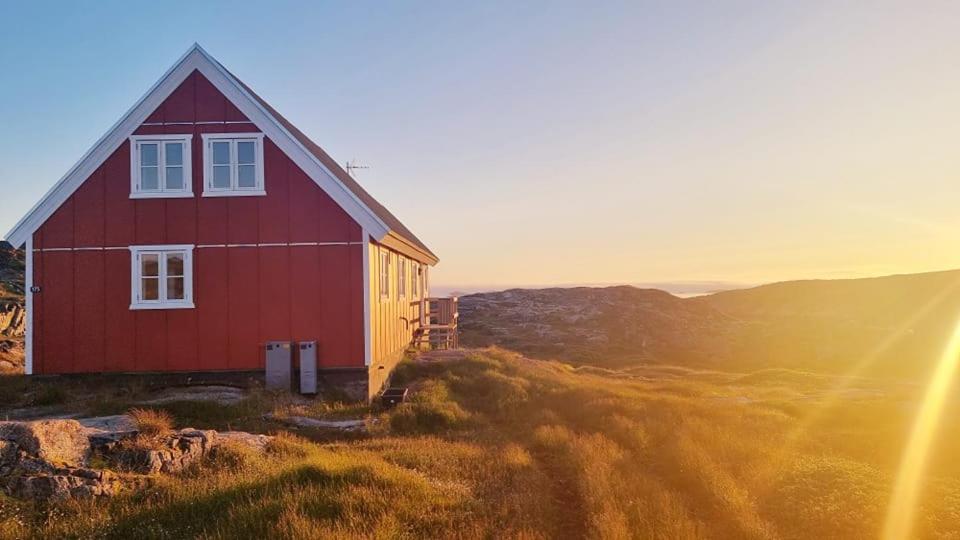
[
  {"x1": 460, "y1": 270, "x2": 960, "y2": 380},
  {"x1": 459, "y1": 287, "x2": 737, "y2": 368}
]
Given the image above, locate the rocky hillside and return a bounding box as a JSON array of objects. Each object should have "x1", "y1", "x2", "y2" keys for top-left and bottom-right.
[
  {"x1": 460, "y1": 269, "x2": 960, "y2": 379},
  {"x1": 0, "y1": 241, "x2": 24, "y2": 303},
  {"x1": 0, "y1": 241, "x2": 25, "y2": 372},
  {"x1": 459, "y1": 287, "x2": 737, "y2": 368}
]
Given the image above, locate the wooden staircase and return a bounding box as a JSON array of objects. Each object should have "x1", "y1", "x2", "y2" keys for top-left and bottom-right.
[{"x1": 413, "y1": 297, "x2": 459, "y2": 350}]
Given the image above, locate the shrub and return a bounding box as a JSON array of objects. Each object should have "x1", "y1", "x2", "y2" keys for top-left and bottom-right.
[{"x1": 128, "y1": 408, "x2": 174, "y2": 437}]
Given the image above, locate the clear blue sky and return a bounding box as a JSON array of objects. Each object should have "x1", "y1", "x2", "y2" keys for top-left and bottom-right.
[{"x1": 3, "y1": 2, "x2": 960, "y2": 290}]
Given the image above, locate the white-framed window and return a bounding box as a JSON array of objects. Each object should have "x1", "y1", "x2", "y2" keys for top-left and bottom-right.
[
  {"x1": 410, "y1": 262, "x2": 420, "y2": 299},
  {"x1": 423, "y1": 266, "x2": 429, "y2": 298},
  {"x1": 201, "y1": 133, "x2": 265, "y2": 197},
  {"x1": 398, "y1": 257, "x2": 407, "y2": 299},
  {"x1": 129, "y1": 245, "x2": 195, "y2": 310},
  {"x1": 130, "y1": 135, "x2": 193, "y2": 198},
  {"x1": 379, "y1": 250, "x2": 391, "y2": 300}
]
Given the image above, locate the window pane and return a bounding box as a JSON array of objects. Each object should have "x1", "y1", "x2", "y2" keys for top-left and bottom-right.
[
  {"x1": 165, "y1": 167, "x2": 183, "y2": 190},
  {"x1": 212, "y1": 141, "x2": 230, "y2": 165},
  {"x1": 165, "y1": 142, "x2": 183, "y2": 166},
  {"x1": 142, "y1": 277, "x2": 159, "y2": 301},
  {"x1": 141, "y1": 254, "x2": 159, "y2": 277},
  {"x1": 212, "y1": 165, "x2": 231, "y2": 188},
  {"x1": 166, "y1": 277, "x2": 185, "y2": 300},
  {"x1": 166, "y1": 253, "x2": 184, "y2": 276},
  {"x1": 237, "y1": 141, "x2": 255, "y2": 164},
  {"x1": 238, "y1": 165, "x2": 256, "y2": 187},
  {"x1": 141, "y1": 166, "x2": 159, "y2": 190},
  {"x1": 140, "y1": 143, "x2": 158, "y2": 166}
]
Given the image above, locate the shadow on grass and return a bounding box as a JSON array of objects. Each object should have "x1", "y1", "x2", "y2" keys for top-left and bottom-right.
[{"x1": 98, "y1": 463, "x2": 382, "y2": 539}]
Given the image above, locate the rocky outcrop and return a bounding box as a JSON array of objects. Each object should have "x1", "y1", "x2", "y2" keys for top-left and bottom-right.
[
  {"x1": 0, "y1": 303, "x2": 25, "y2": 373},
  {"x1": 0, "y1": 242, "x2": 24, "y2": 302},
  {"x1": 114, "y1": 429, "x2": 218, "y2": 474},
  {"x1": 217, "y1": 431, "x2": 273, "y2": 451},
  {"x1": 0, "y1": 420, "x2": 119, "y2": 501},
  {"x1": 0, "y1": 419, "x2": 91, "y2": 467},
  {"x1": 0, "y1": 416, "x2": 273, "y2": 502},
  {"x1": 265, "y1": 413, "x2": 367, "y2": 431},
  {"x1": 6, "y1": 466, "x2": 119, "y2": 502},
  {"x1": 0, "y1": 303, "x2": 24, "y2": 337}
]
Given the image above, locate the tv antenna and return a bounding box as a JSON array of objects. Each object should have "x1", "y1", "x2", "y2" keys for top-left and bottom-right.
[{"x1": 345, "y1": 160, "x2": 370, "y2": 177}]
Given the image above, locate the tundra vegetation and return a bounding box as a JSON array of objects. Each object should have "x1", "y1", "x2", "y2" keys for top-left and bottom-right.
[{"x1": 0, "y1": 347, "x2": 958, "y2": 538}]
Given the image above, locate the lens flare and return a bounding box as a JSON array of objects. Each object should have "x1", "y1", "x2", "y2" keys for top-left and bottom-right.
[
  {"x1": 781, "y1": 278, "x2": 960, "y2": 447},
  {"x1": 882, "y1": 313, "x2": 960, "y2": 540}
]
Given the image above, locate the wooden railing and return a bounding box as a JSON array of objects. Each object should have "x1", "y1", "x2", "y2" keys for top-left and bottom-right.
[{"x1": 415, "y1": 297, "x2": 459, "y2": 349}]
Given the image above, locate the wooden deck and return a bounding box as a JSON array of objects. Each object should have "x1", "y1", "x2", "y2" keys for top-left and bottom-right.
[{"x1": 414, "y1": 297, "x2": 459, "y2": 350}]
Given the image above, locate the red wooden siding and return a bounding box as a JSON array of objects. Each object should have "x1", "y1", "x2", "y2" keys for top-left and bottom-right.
[{"x1": 30, "y1": 70, "x2": 364, "y2": 374}]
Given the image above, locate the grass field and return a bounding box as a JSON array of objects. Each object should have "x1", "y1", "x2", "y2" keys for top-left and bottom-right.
[{"x1": 2, "y1": 347, "x2": 959, "y2": 539}]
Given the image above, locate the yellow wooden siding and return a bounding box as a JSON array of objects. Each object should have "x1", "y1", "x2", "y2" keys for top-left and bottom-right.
[{"x1": 368, "y1": 242, "x2": 428, "y2": 392}]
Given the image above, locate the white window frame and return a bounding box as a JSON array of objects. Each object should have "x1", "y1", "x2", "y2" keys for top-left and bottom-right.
[
  {"x1": 411, "y1": 262, "x2": 420, "y2": 299},
  {"x1": 398, "y1": 257, "x2": 407, "y2": 299},
  {"x1": 379, "y1": 250, "x2": 391, "y2": 301},
  {"x1": 129, "y1": 135, "x2": 193, "y2": 199},
  {"x1": 129, "y1": 244, "x2": 195, "y2": 310},
  {"x1": 201, "y1": 133, "x2": 266, "y2": 197}
]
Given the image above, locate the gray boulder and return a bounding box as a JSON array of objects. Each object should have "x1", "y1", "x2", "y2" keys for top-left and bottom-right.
[
  {"x1": 8, "y1": 468, "x2": 119, "y2": 502},
  {"x1": 0, "y1": 419, "x2": 90, "y2": 467},
  {"x1": 118, "y1": 429, "x2": 218, "y2": 474}
]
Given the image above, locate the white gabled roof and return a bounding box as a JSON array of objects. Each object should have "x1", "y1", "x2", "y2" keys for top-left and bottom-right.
[{"x1": 4, "y1": 44, "x2": 429, "y2": 257}]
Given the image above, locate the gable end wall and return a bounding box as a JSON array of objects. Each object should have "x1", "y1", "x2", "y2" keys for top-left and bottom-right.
[{"x1": 29, "y1": 71, "x2": 366, "y2": 375}]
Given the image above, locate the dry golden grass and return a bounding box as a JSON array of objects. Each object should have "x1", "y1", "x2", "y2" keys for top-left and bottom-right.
[
  {"x1": 127, "y1": 408, "x2": 174, "y2": 437},
  {"x1": 1, "y1": 347, "x2": 959, "y2": 539}
]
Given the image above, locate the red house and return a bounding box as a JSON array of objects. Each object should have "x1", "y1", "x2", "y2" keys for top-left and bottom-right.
[{"x1": 4, "y1": 44, "x2": 439, "y2": 399}]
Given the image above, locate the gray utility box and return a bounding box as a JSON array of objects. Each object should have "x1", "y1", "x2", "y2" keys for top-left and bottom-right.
[
  {"x1": 298, "y1": 341, "x2": 318, "y2": 395},
  {"x1": 265, "y1": 341, "x2": 292, "y2": 391}
]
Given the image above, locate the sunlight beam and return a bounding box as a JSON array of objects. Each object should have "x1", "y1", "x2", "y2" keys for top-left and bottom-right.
[
  {"x1": 782, "y1": 275, "x2": 960, "y2": 446},
  {"x1": 882, "y1": 312, "x2": 960, "y2": 540}
]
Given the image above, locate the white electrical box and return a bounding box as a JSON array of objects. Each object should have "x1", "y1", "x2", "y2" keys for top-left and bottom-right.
[
  {"x1": 299, "y1": 341, "x2": 317, "y2": 395},
  {"x1": 265, "y1": 341, "x2": 292, "y2": 391}
]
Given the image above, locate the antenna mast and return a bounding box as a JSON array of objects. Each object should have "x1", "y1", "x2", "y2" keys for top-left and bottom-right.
[{"x1": 345, "y1": 160, "x2": 370, "y2": 177}]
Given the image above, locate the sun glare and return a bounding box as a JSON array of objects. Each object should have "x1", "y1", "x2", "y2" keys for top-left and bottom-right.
[
  {"x1": 883, "y1": 312, "x2": 960, "y2": 540},
  {"x1": 777, "y1": 277, "x2": 960, "y2": 457}
]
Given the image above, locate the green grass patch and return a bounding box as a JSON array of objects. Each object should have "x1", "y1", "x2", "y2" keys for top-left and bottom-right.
[{"x1": 2, "y1": 348, "x2": 959, "y2": 538}]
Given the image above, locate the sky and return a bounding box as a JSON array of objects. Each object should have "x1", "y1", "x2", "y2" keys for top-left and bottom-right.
[{"x1": 2, "y1": 1, "x2": 960, "y2": 292}]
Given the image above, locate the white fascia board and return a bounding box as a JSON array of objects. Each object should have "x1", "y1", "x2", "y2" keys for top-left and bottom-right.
[{"x1": 5, "y1": 43, "x2": 391, "y2": 247}]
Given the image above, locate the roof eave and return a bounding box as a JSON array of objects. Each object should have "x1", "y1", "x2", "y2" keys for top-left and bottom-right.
[{"x1": 380, "y1": 231, "x2": 439, "y2": 266}]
